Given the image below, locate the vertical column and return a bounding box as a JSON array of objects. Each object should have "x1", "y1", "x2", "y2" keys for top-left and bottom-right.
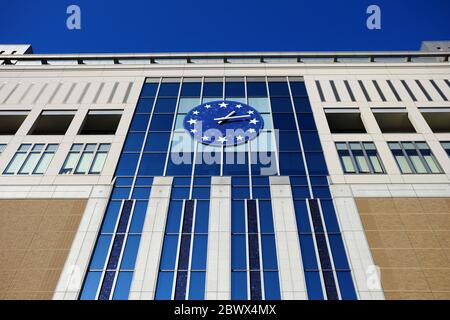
[
  {"x1": 269, "y1": 176, "x2": 307, "y2": 300},
  {"x1": 129, "y1": 176, "x2": 173, "y2": 300},
  {"x1": 205, "y1": 176, "x2": 231, "y2": 299}
]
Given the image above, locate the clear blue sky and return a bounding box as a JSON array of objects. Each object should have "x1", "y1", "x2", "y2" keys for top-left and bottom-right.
[{"x1": 1, "y1": 0, "x2": 449, "y2": 54}]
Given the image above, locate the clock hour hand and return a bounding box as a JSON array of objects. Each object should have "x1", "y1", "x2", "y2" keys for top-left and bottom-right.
[
  {"x1": 214, "y1": 114, "x2": 250, "y2": 124},
  {"x1": 215, "y1": 110, "x2": 235, "y2": 124}
]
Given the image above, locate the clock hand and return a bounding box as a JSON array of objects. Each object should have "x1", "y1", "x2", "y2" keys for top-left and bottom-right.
[
  {"x1": 216, "y1": 110, "x2": 236, "y2": 124},
  {"x1": 214, "y1": 114, "x2": 251, "y2": 122}
]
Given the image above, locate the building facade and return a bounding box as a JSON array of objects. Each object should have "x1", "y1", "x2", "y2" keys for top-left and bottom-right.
[{"x1": 0, "y1": 46, "x2": 449, "y2": 300}]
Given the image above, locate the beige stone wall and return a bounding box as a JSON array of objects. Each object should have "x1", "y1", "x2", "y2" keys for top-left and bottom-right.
[
  {"x1": 355, "y1": 197, "x2": 450, "y2": 300},
  {"x1": 0, "y1": 199, "x2": 86, "y2": 299}
]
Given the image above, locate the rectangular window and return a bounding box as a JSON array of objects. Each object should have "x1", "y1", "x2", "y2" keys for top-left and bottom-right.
[
  {"x1": 372, "y1": 80, "x2": 386, "y2": 101},
  {"x1": 315, "y1": 80, "x2": 325, "y2": 102},
  {"x1": 372, "y1": 108, "x2": 416, "y2": 133},
  {"x1": 386, "y1": 80, "x2": 402, "y2": 102},
  {"x1": 415, "y1": 80, "x2": 432, "y2": 101},
  {"x1": 343, "y1": 80, "x2": 356, "y2": 102},
  {"x1": 79, "y1": 110, "x2": 122, "y2": 135},
  {"x1": 441, "y1": 142, "x2": 450, "y2": 157},
  {"x1": 0, "y1": 144, "x2": 6, "y2": 155},
  {"x1": 29, "y1": 110, "x2": 75, "y2": 135},
  {"x1": 4, "y1": 143, "x2": 58, "y2": 175},
  {"x1": 329, "y1": 80, "x2": 341, "y2": 102},
  {"x1": 401, "y1": 80, "x2": 417, "y2": 101},
  {"x1": 325, "y1": 108, "x2": 366, "y2": 133},
  {"x1": 358, "y1": 80, "x2": 371, "y2": 102},
  {"x1": 429, "y1": 80, "x2": 448, "y2": 101},
  {"x1": 0, "y1": 110, "x2": 28, "y2": 135},
  {"x1": 60, "y1": 143, "x2": 110, "y2": 174},
  {"x1": 336, "y1": 142, "x2": 384, "y2": 174},
  {"x1": 389, "y1": 141, "x2": 443, "y2": 174},
  {"x1": 420, "y1": 108, "x2": 450, "y2": 133}
]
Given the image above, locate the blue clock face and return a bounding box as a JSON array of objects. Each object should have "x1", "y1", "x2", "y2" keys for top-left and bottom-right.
[{"x1": 184, "y1": 100, "x2": 264, "y2": 146}]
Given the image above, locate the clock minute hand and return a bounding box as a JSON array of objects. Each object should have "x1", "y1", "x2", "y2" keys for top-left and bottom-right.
[
  {"x1": 214, "y1": 114, "x2": 251, "y2": 123},
  {"x1": 216, "y1": 110, "x2": 235, "y2": 124}
]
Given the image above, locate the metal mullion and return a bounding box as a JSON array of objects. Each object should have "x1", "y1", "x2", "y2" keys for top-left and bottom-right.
[
  {"x1": 87, "y1": 144, "x2": 101, "y2": 174},
  {"x1": 244, "y1": 199, "x2": 250, "y2": 300},
  {"x1": 71, "y1": 145, "x2": 85, "y2": 174},
  {"x1": 413, "y1": 141, "x2": 433, "y2": 174},
  {"x1": 346, "y1": 142, "x2": 360, "y2": 174},
  {"x1": 248, "y1": 143, "x2": 253, "y2": 199},
  {"x1": 399, "y1": 142, "x2": 417, "y2": 174},
  {"x1": 163, "y1": 77, "x2": 183, "y2": 176},
  {"x1": 265, "y1": 77, "x2": 280, "y2": 176},
  {"x1": 189, "y1": 142, "x2": 198, "y2": 199},
  {"x1": 360, "y1": 142, "x2": 375, "y2": 174},
  {"x1": 255, "y1": 199, "x2": 266, "y2": 300},
  {"x1": 287, "y1": 77, "x2": 313, "y2": 196}
]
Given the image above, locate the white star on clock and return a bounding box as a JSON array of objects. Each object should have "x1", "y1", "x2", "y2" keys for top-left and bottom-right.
[
  {"x1": 235, "y1": 104, "x2": 242, "y2": 109},
  {"x1": 248, "y1": 128, "x2": 256, "y2": 133},
  {"x1": 247, "y1": 110, "x2": 254, "y2": 115},
  {"x1": 205, "y1": 104, "x2": 212, "y2": 109},
  {"x1": 202, "y1": 135, "x2": 210, "y2": 141},
  {"x1": 190, "y1": 128, "x2": 197, "y2": 133},
  {"x1": 187, "y1": 119, "x2": 197, "y2": 125},
  {"x1": 193, "y1": 110, "x2": 199, "y2": 115},
  {"x1": 236, "y1": 135, "x2": 243, "y2": 141},
  {"x1": 249, "y1": 118, "x2": 259, "y2": 125},
  {"x1": 218, "y1": 136, "x2": 227, "y2": 143},
  {"x1": 219, "y1": 102, "x2": 228, "y2": 108}
]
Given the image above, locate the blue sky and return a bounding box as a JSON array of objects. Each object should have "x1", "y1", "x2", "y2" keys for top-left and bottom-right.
[{"x1": 1, "y1": 0, "x2": 450, "y2": 53}]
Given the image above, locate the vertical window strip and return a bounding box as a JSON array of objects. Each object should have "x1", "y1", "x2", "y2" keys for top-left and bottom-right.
[
  {"x1": 386, "y1": 80, "x2": 402, "y2": 102},
  {"x1": 343, "y1": 80, "x2": 356, "y2": 102},
  {"x1": 315, "y1": 80, "x2": 326, "y2": 102},
  {"x1": 401, "y1": 80, "x2": 417, "y2": 101},
  {"x1": 372, "y1": 80, "x2": 386, "y2": 101},
  {"x1": 246, "y1": 199, "x2": 263, "y2": 300},
  {"x1": 415, "y1": 80, "x2": 432, "y2": 101},
  {"x1": 357, "y1": 80, "x2": 371, "y2": 102},
  {"x1": 329, "y1": 80, "x2": 341, "y2": 102},
  {"x1": 429, "y1": 80, "x2": 448, "y2": 101}
]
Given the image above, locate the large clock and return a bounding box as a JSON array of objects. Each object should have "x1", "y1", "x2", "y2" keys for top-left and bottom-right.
[{"x1": 183, "y1": 100, "x2": 264, "y2": 146}]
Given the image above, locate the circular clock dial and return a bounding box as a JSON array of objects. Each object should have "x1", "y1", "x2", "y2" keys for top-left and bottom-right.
[{"x1": 184, "y1": 100, "x2": 264, "y2": 146}]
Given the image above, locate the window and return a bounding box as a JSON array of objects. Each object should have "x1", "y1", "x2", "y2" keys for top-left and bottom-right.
[
  {"x1": 79, "y1": 110, "x2": 122, "y2": 135},
  {"x1": 29, "y1": 110, "x2": 75, "y2": 135},
  {"x1": 0, "y1": 111, "x2": 28, "y2": 135},
  {"x1": 60, "y1": 143, "x2": 110, "y2": 174},
  {"x1": 336, "y1": 142, "x2": 384, "y2": 174},
  {"x1": 4, "y1": 143, "x2": 58, "y2": 175},
  {"x1": 325, "y1": 108, "x2": 366, "y2": 133},
  {"x1": 389, "y1": 142, "x2": 443, "y2": 174},
  {"x1": 315, "y1": 81, "x2": 325, "y2": 102},
  {"x1": 372, "y1": 108, "x2": 416, "y2": 133},
  {"x1": 420, "y1": 108, "x2": 450, "y2": 133},
  {"x1": 0, "y1": 144, "x2": 6, "y2": 155},
  {"x1": 441, "y1": 142, "x2": 450, "y2": 157}
]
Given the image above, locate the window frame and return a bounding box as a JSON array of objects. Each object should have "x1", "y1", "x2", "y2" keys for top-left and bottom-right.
[
  {"x1": 3, "y1": 143, "x2": 58, "y2": 175},
  {"x1": 388, "y1": 141, "x2": 443, "y2": 174},
  {"x1": 60, "y1": 143, "x2": 111, "y2": 175},
  {"x1": 335, "y1": 141, "x2": 385, "y2": 174}
]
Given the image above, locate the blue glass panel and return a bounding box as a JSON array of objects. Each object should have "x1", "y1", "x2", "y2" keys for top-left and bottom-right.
[
  {"x1": 144, "y1": 132, "x2": 171, "y2": 152},
  {"x1": 231, "y1": 200, "x2": 246, "y2": 233},
  {"x1": 141, "y1": 83, "x2": 158, "y2": 97},
  {"x1": 272, "y1": 113, "x2": 296, "y2": 130},
  {"x1": 297, "y1": 113, "x2": 317, "y2": 130},
  {"x1": 191, "y1": 235, "x2": 208, "y2": 270},
  {"x1": 309, "y1": 199, "x2": 324, "y2": 233},
  {"x1": 231, "y1": 271, "x2": 248, "y2": 300},
  {"x1": 279, "y1": 152, "x2": 305, "y2": 175},
  {"x1": 181, "y1": 82, "x2": 201, "y2": 97},
  {"x1": 166, "y1": 153, "x2": 193, "y2": 175},
  {"x1": 101, "y1": 201, "x2": 121, "y2": 233},
  {"x1": 306, "y1": 152, "x2": 328, "y2": 175},
  {"x1": 252, "y1": 186, "x2": 271, "y2": 199},
  {"x1": 90, "y1": 234, "x2": 112, "y2": 269},
  {"x1": 223, "y1": 152, "x2": 249, "y2": 176},
  {"x1": 261, "y1": 235, "x2": 278, "y2": 270},
  {"x1": 80, "y1": 271, "x2": 102, "y2": 300},
  {"x1": 225, "y1": 81, "x2": 245, "y2": 97},
  {"x1": 129, "y1": 201, "x2": 148, "y2": 233},
  {"x1": 294, "y1": 200, "x2": 311, "y2": 233},
  {"x1": 310, "y1": 176, "x2": 328, "y2": 186},
  {"x1": 155, "y1": 271, "x2": 174, "y2": 300},
  {"x1": 149, "y1": 114, "x2": 174, "y2": 131},
  {"x1": 131, "y1": 187, "x2": 151, "y2": 199},
  {"x1": 293, "y1": 97, "x2": 312, "y2": 112},
  {"x1": 268, "y1": 81, "x2": 290, "y2": 97},
  {"x1": 107, "y1": 234, "x2": 125, "y2": 269},
  {"x1": 160, "y1": 235, "x2": 179, "y2": 270},
  {"x1": 252, "y1": 176, "x2": 269, "y2": 185},
  {"x1": 136, "y1": 98, "x2": 154, "y2": 113},
  {"x1": 194, "y1": 200, "x2": 210, "y2": 233},
  {"x1": 117, "y1": 200, "x2": 133, "y2": 233},
  {"x1": 250, "y1": 270, "x2": 262, "y2": 300},
  {"x1": 232, "y1": 176, "x2": 250, "y2": 186},
  {"x1": 313, "y1": 186, "x2": 331, "y2": 198},
  {"x1": 251, "y1": 152, "x2": 278, "y2": 176},
  {"x1": 177, "y1": 237, "x2": 191, "y2": 271},
  {"x1": 192, "y1": 187, "x2": 210, "y2": 199},
  {"x1": 321, "y1": 200, "x2": 339, "y2": 232},
  {"x1": 171, "y1": 187, "x2": 190, "y2": 199},
  {"x1": 130, "y1": 114, "x2": 150, "y2": 131},
  {"x1": 138, "y1": 153, "x2": 166, "y2": 176},
  {"x1": 277, "y1": 131, "x2": 300, "y2": 151},
  {"x1": 115, "y1": 153, "x2": 139, "y2": 176},
  {"x1": 304, "y1": 271, "x2": 324, "y2": 300},
  {"x1": 173, "y1": 177, "x2": 191, "y2": 186},
  {"x1": 154, "y1": 98, "x2": 177, "y2": 113},
  {"x1": 290, "y1": 82, "x2": 308, "y2": 97},
  {"x1": 111, "y1": 187, "x2": 130, "y2": 200},
  {"x1": 203, "y1": 82, "x2": 223, "y2": 97},
  {"x1": 98, "y1": 271, "x2": 115, "y2": 300},
  {"x1": 323, "y1": 271, "x2": 339, "y2": 300},
  {"x1": 115, "y1": 177, "x2": 134, "y2": 186},
  {"x1": 290, "y1": 176, "x2": 308, "y2": 185},
  {"x1": 174, "y1": 270, "x2": 188, "y2": 300},
  {"x1": 193, "y1": 177, "x2": 211, "y2": 185},
  {"x1": 270, "y1": 97, "x2": 293, "y2": 112},
  {"x1": 299, "y1": 234, "x2": 318, "y2": 270},
  {"x1": 123, "y1": 132, "x2": 145, "y2": 152},
  {"x1": 194, "y1": 152, "x2": 221, "y2": 175},
  {"x1": 247, "y1": 200, "x2": 258, "y2": 233},
  {"x1": 232, "y1": 186, "x2": 250, "y2": 199},
  {"x1": 166, "y1": 201, "x2": 183, "y2": 233},
  {"x1": 112, "y1": 271, "x2": 133, "y2": 300},
  {"x1": 188, "y1": 271, "x2": 206, "y2": 300},
  {"x1": 258, "y1": 200, "x2": 275, "y2": 233},
  {"x1": 328, "y1": 234, "x2": 350, "y2": 270},
  {"x1": 248, "y1": 234, "x2": 261, "y2": 270},
  {"x1": 247, "y1": 81, "x2": 268, "y2": 97},
  {"x1": 120, "y1": 235, "x2": 141, "y2": 270},
  {"x1": 337, "y1": 271, "x2": 357, "y2": 300},
  {"x1": 301, "y1": 131, "x2": 322, "y2": 152},
  {"x1": 182, "y1": 200, "x2": 195, "y2": 233},
  {"x1": 292, "y1": 186, "x2": 310, "y2": 198},
  {"x1": 135, "y1": 177, "x2": 153, "y2": 186},
  {"x1": 231, "y1": 234, "x2": 247, "y2": 269},
  {"x1": 158, "y1": 82, "x2": 180, "y2": 97},
  {"x1": 263, "y1": 271, "x2": 281, "y2": 300}
]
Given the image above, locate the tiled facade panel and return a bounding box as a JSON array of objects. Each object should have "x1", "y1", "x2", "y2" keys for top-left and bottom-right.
[
  {"x1": 355, "y1": 197, "x2": 450, "y2": 300},
  {"x1": 0, "y1": 199, "x2": 87, "y2": 300}
]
